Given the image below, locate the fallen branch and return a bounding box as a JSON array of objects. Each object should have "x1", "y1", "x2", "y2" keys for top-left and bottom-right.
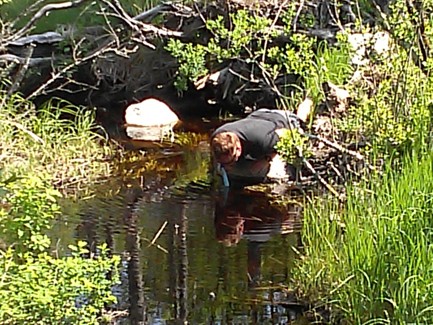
[
  {"x1": 303, "y1": 157, "x2": 344, "y2": 201},
  {"x1": 0, "y1": 54, "x2": 54, "y2": 66},
  {"x1": 306, "y1": 133, "x2": 365, "y2": 161},
  {"x1": 26, "y1": 38, "x2": 117, "y2": 100},
  {"x1": 7, "y1": 45, "x2": 34, "y2": 97}
]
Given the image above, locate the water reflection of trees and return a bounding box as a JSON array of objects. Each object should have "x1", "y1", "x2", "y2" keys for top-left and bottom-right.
[
  {"x1": 68, "y1": 182, "x2": 304, "y2": 324},
  {"x1": 123, "y1": 189, "x2": 146, "y2": 324}
]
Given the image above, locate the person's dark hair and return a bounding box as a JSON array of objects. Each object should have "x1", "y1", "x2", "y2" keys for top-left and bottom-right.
[
  {"x1": 214, "y1": 206, "x2": 244, "y2": 247},
  {"x1": 211, "y1": 132, "x2": 238, "y2": 159}
]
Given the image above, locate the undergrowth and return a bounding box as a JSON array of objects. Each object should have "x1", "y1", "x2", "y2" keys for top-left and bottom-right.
[
  {"x1": 0, "y1": 91, "x2": 112, "y2": 193},
  {"x1": 0, "y1": 87, "x2": 120, "y2": 323}
]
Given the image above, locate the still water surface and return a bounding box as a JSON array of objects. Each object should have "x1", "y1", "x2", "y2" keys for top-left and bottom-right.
[{"x1": 51, "y1": 129, "x2": 306, "y2": 324}]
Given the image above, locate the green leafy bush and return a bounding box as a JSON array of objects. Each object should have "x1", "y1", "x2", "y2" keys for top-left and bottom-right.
[
  {"x1": 0, "y1": 244, "x2": 119, "y2": 324},
  {"x1": 0, "y1": 175, "x2": 60, "y2": 253},
  {"x1": 0, "y1": 174, "x2": 119, "y2": 324},
  {"x1": 274, "y1": 128, "x2": 311, "y2": 164},
  {"x1": 339, "y1": 32, "x2": 433, "y2": 155},
  {"x1": 165, "y1": 7, "x2": 354, "y2": 126}
]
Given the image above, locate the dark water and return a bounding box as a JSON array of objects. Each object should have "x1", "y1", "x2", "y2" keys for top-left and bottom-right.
[{"x1": 51, "y1": 128, "x2": 307, "y2": 324}]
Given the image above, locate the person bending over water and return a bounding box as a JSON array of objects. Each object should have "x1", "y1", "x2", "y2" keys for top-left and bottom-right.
[{"x1": 210, "y1": 101, "x2": 311, "y2": 186}]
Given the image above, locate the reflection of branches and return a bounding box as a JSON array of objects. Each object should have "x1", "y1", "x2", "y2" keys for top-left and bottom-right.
[
  {"x1": 177, "y1": 204, "x2": 188, "y2": 322},
  {"x1": 168, "y1": 204, "x2": 189, "y2": 322}
]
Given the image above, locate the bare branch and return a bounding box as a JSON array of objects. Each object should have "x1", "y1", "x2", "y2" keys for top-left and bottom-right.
[
  {"x1": 26, "y1": 38, "x2": 117, "y2": 100},
  {"x1": 0, "y1": 54, "x2": 53, "y2": 66},
  {"x1": 7, "y1": 45, "x2": 35, "y2": 96}
]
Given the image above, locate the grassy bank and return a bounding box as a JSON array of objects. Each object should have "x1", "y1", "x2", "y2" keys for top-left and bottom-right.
[
  {"x1": 294, "y1": 148, "x2": 433, "y2": 323},
  {"x1": 0, "y1": 93, "x2": 112, "y2": 193},
  {"x1": 0, "y1": 91, "x2": 120, "y2": 323}
]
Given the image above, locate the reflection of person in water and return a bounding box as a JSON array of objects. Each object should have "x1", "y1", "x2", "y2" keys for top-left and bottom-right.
[
  {"x1": 214, "y1": 190, "x2": 302, "y2": 286},
  {"x1": 214, "y1": 191, "x2": 301, "y2": 245}
]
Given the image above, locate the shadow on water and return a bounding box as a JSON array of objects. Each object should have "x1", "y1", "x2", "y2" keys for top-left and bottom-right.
[{"x1": 52, "y1": 130, "x2": 311, "y2": 324}]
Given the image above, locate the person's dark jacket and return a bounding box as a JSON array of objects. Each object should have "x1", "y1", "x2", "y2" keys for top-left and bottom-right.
[{"x1": 211, "y1": 109, "x2": 299, "y2": 161}]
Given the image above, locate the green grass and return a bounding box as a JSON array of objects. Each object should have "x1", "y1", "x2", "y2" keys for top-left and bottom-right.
[
  {"x1": 0, "y1": 85, "x2": 119, "y2": 325},
  {"x1": 0, "y1": 92, "x2": 112, "y2": 193},
  {"x1": 294, "y1": 148, "x2": 433, "y2": 324}
]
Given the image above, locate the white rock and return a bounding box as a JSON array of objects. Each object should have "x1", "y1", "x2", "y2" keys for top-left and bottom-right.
[{"x1": 124, "y1": 98, "x2": 179, "y2": 141}]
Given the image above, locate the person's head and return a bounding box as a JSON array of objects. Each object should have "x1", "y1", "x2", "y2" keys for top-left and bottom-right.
[
  {"x1": 214, "y1": 210, "x2": 244, "y2": 247},
  {"x1": 210, "y1": 132, "x2": 242, "y2": 165}
]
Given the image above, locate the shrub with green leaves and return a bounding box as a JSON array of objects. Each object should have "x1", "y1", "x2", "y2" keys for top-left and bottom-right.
[
  {"x1": 0, "y1": 175, "x2": 60, "y2": 253},
  {"x1": 274, "y1": 128, "x2": 311, "y2": 164},
  {"x1": 339, "y1": 31, "x2": 433, "y2": 156},
  {"x1": 0, "y1": 90, "x2": 120, "y2": 323},
  {"x1": 0, "y1": 174, "x2": 120, "y2": 324},
  {"x1": 0, "y1": 244, "x2": 119, "y2": 324},
  {"x1": 165, "y1": 7, "x2": 354, "y2": 105}
]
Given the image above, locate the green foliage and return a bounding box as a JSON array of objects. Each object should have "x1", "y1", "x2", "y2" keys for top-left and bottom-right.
[
  {"x1": 0, "y1": 174, "x2": 119, "y2": 324},
  {"x1": 339, "y1": 33, "x2": 433, "y2": 155},
  {"x1": 349, "y1": 0, "x2": 433, "y2": 154},
  {"x1": 294, "y1": 150, "x2": 433, "y2": 323},
  {"x1": 0, "y1": 244, "x2": 119, "y2": 324},
  {"x1": 0, "y1": 175, "x2": 60, "y2": 253},
  {"x1": 165, "y1": 40, "x2": 208, "y2": 91},
  {"x1": 0, "y1": 91, "x2": 111, "y2": 191},
  {"x1": 206, "y1": 10, "x2": 272, "y2": 60},
  {"x1": 274, "y1": 129, "x2": 311, "y2": 164},
  {"x1": 165, "y1": 8, "x2": 353, "y2": 104},
  {"x1": 0, "y1": 88, "x2": 119, "y2": 324}
]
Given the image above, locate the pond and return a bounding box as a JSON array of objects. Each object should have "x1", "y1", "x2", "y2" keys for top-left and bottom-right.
[{"x1": 50, "y1": 122, "x2": 309, "y2": 324}]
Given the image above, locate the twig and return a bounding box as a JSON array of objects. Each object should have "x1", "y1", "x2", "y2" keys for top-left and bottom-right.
[
  {"x1": 26, "y1": 38, "x2": 117, "y2": 100},
  {"x1": 149, "y1": 221, "x2": 168, "y2": 246},
  {"x1": 261, "y1": 0, "x2": 289, "y2": 63},
  {"x1": 101, "y1": 0, "x2": 183, "y2": 38},
  {"x1": 306, "y1": 133, "x2": 365, "y2": 161},
  {"x1": 10, "y1": 0, "x2": 45, "y2": 28},
  {"x1": 303, "y1": 158, "x2": 344, "y2": 201},
  {"x1": 292, "y1": 0, "x2": 305, "y2": 32},
  {"x1": 7, "y1": 45, "x2": 35, "y2": 96},
  {"x1": 133, "y1": 3, "x2": 171, "y2": 22},
  {"x1": 142, "y1": 237, "x2": 168, "y2": 254},
  {"x1": 0, "y1": 54, "x2": 53, "y2": 66}
]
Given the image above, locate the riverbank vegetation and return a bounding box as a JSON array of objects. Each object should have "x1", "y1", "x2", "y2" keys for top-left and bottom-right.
[
  {"x1": 296, "y1": 148, "x2": 433, "y2": 324},
  {"x1": 289, "y1": 1, "x2": 433, "y2": 323},
  {"x1": 163, "y1": 0, "x2": 433, "y2": 323},
  {"x1": 0, "y1": 88, "x2": 120, "y2": 322},
  {"x1": 0, "y1": 92, "x2": 112, "y2": 192}
]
